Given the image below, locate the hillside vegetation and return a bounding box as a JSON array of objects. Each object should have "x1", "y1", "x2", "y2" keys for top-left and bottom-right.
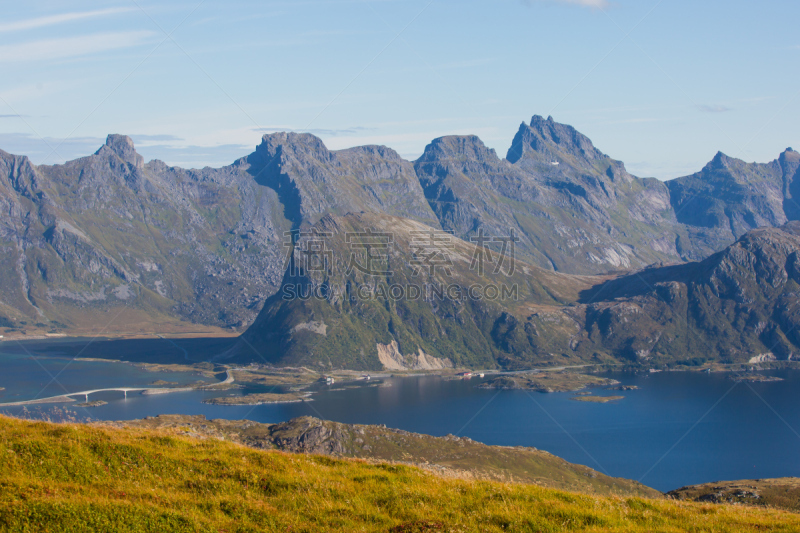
[
  {"x1": 1, "y1": 416, "x2": 799, "y2": 532},
  {"x1": 237, "y1": 213, "x2": 800, "y2": 370},
  {"x1": 117, "y1": 414, "x2": 660, "y2": 498}
]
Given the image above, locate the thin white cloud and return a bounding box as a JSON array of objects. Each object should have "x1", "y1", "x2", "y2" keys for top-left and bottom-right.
[
  {"x1": 253, "y1": 126, "x2": 377, "y2": 137},
  {"x1": 0, "y1": 8, "x2": 134, "y2": 33},
  {"x1": 521, "y1": 0, "x2": 609, "y2": 8},
  {"x1": 0, "y1": 31, "x2": 155, "y2": 63}
]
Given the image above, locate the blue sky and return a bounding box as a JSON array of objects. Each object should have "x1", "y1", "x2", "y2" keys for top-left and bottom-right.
[{"x1": 0, "y1": 0, "x2": 797, "y2": 178}]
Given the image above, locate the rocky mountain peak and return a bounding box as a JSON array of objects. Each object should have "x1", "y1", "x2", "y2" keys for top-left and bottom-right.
[
  {"x1": 337, "y1": 144, "x2": 403, "y2": 161},
  {"x1": 97, "y1": 134, "x2": 144, "y2": 169},
  {"x1": 780, "y1": 147, "x2": 799, "y2": 164},
  {"x1": 417, "y1": 135, "x2": 499, "y2": 164},
  {"x1": 709, "y1": 151, "x2": 733, "y2": 168},
  {"x1": 506, "y1": 115, "x2": 605, "y2": 164},
  {"x1": 780, "y1": 148, "x2": 800, "y2": 175},
  {"x1": 256, "y1": 132, "x2": 331, "y2": 161}
]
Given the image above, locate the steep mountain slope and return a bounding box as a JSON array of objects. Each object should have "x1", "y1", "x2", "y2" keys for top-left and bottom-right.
[
  {"x1": 1, "y1": 117, "x2": 799, "y2": 342},
  {"x1": 574, "y1": 221, "x2": 800, "y2": 364},
  {"x1": 0, "y1": 134, "x2": 437, "y2": 333},
  {"x1": 237, "y1": 132, "x2": 439, "y2": 228},
  {"x1": 234, "y1": 211, "x2": 606, "y2": 370},
  {"x1": 416, "y1": 116, "x2": 680, "y2": 274},
  {"x1": 0, "y1": 135, "x2": 288, "y2": 332},
  {"x1": 666, "y1": 148, "x2": 800, "y2": 259},
  {"x1": 238, "y1": 214, "x2": 800, "y2": 370}
]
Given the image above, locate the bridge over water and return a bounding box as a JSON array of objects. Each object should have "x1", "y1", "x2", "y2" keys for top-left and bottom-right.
[
  {"x1": 0, "y1": 386, "x2": 194, "y2": 407},
  {"x1": 0, "y1": 369, "x2": 236, "y2": 407}
]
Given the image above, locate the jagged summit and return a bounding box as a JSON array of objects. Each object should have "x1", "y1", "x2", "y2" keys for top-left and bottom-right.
[
  {"x1": 2, "y1": 115, "x2": 800, "y2": 347},
  {"x1": 258, "y1": 131, "x2": 328, "y2": 150},
  {"x1": 416, "y1": 135, "x2": 499, "y2": 163},
  {"x1": 95, "y1": 134, "x2": 144, "y2": 169},
  {"x1": 709, "y1": 150, "x2": 732, "y2": 165},
  {"x1": 249, "y1": 132, "x2": 332, "y2": 168},
  {"x1": 506, "y1": 115, "x2": 606, "y2": 164},
  {"x1": 781, "y1": 147, "x2": 799, "y2": 162}
]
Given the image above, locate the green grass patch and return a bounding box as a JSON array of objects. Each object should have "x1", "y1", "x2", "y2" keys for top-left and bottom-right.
[{"x1": 0, "y1": 416, "x2": 799, "y2": 531}]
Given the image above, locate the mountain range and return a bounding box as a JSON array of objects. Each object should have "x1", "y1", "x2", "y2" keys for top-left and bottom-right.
[{"x1": 1, "y1": 115, "x2": 799, "y2": 369}]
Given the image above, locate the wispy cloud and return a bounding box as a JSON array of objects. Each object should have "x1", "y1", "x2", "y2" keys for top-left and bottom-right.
[
  {"x1": 697, "y1": 104, "x2": 732, "y2": 113},
  {"x1": 0, "y1": 8, "x2": 133, "y2": 33},
  {"x1": 0, "y1": 114, "x2": 27, "y2": 119},
  {"x1": 520, "y1": 0, "x2": 610, "y2": 9},
  {"x1": 130, "y1": 134, "x2": 184, "y2": 143},
  {"x1": 0, "y1": 133, "x2": 105, "y2": 162},
  {"x1": 0, "y1": 132, "x2": 251, "y2": 169},
  {"x1": 0, "y1": 31, "x2": 155, "y2": 63},
  {"x1": 253, "y1": 126, "x2": 377, "y2": 137},
  {"x1": 136, "y1": 143, "x2": 252, "y2": 168}
]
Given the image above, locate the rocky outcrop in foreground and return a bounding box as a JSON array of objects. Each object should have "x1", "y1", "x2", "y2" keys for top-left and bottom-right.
[
  {"x1": 669, "y1": 478, "x2": 800, "y2": 512},
  {"x1": 117, "y1": 414, "x2": 661, "y2": 498}
]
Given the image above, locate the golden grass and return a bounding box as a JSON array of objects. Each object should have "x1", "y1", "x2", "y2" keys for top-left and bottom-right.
[{"x1": 0, "y1": 415, "x2": 798, "y2": 532}]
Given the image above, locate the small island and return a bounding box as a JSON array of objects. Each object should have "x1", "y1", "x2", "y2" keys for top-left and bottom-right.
[
  {"x1": 607, "y1": 385, "x2": 639, "y2": 391},
  {"x1": 203, "y1": 392, "x2": 308, "y2": 405},
  {"x1": 571, "y1": 395, "x2": 624, "y2": 403},
  {"x1": 478, "y1": 372, "x2": 619, "y2": 393},
  {"x1": 74, "y1": 400, "x2": 108, "y2": 408},
  {"x1": 729, "y1": 374, "x2": 784, "y2": 383},
  {"x1": 150, "y1": 380, "x2": 179, "y2": 386}
]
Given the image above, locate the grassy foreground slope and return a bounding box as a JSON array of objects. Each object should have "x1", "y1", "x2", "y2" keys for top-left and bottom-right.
[
  {"x1": 1, "y1": 417, "x2": 800, "y2": 532},
  {"x1": 117, "y1": 415, "x2": 660, "y2": 498}
]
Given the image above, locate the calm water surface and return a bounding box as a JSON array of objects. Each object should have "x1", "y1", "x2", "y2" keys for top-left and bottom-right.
[{"x1": 1, "y1": 342, "x2": 798, "y2": 492}]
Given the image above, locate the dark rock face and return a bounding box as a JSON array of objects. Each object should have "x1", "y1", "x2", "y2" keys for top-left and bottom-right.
[
  {"x1": 575, "y1": 222, "x2": 800, "y2": 364},
  {"x1": 2, "y1": 116, "x2": 800, "y2": 350},
  {"x1": 0, "y1": 134, "x2": 438, "y2": 331},
  {"x1": 267, "y1": 416, "x2": 349, "y2": 455},
  {"x1": 98, "y1": 134, "x2": 145, "y2": 169},
  {"x1": 416, "y1": 116, "x2": 679, "y2": 274},
  {"x1": 240, "y1": 133, "x2": 439, "y2": 228},
  {"x1": 0, "y1": 138, "x2": 289, "y2": 330},
  {"x1": 666, "y1": 149, "x2": 800, "y2": 259}
]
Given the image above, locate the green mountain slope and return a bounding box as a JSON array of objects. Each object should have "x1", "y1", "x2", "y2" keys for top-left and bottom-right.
[
  {"x1": 234, "y1": 211, "x2": 604, "y2": 370},
  {"x1": 237, "y1": 213, "x2": 800, "y2": 370}
]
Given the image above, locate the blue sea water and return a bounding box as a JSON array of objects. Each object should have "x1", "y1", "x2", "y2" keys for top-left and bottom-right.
[{"x1": 2, "y1": 342, "x2": 798, "y2": 492}]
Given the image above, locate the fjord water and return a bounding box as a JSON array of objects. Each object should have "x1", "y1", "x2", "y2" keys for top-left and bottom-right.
[{"x1": 2, "y1": 345, "x2": 799, "y2": 492}]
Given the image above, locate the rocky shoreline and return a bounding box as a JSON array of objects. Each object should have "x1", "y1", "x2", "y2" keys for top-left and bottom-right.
[
  {"x1": 203, "y1": 392, "x2": 309, "y2": 405},
  {"x1": 478, "y1": 371, "x2": 620, "y2": 393}
]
